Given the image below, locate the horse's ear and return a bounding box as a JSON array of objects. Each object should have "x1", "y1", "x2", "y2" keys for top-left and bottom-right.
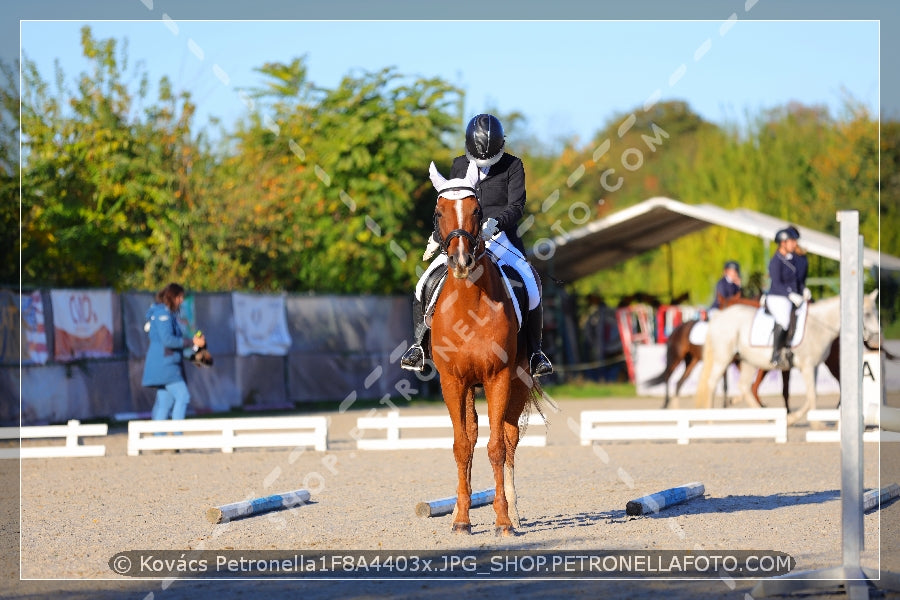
[
  {"x1": 429, "y1": 161, "x2": 447, "y2": 191},
  {"x1": 869, "y1": 289, "x2": 879, "y2": 302},
  {"x1": 464, "y1": 159, "x2": 479, "y2": 187}
]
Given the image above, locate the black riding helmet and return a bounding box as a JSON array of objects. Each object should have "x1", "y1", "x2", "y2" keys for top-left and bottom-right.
[{"x1": 465, "y1": 114, "x2": 505, "y2": 169}]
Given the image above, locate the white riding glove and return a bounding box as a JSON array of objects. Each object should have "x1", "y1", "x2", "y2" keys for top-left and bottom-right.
[
  {"x1": 481, "y1": 217, "x2": 499, "y2": 241},
  {"x1": 422, "y1": 236, "x2": 441, "y2": 261},
  {"x1": 802, "y1": 287, "x2": 811, "y2": 301},
  {"x1": 788, "y1": 292, "x2": 803, "y2": 307}
]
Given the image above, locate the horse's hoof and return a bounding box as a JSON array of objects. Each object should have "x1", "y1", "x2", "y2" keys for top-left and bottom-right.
[
  {"x1": 494, "y1": 525, "x2": 515, "y2": 537},
  {"x1": 451, "y1": 523, "x2": 472, "y2": 534}
]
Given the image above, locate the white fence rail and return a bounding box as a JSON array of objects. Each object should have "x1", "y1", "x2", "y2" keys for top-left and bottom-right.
[
  {"x1": 0, "y1": 420, "x2": 108, "y2": 458},
  {"x1": 580, "y1": 408, "x2": 788, "y2": 445},
  {"x1": 804, "y1": 409, "x2": 900, "y2": 443},
  {"x1": 355, "y1": 411, "x2": 547, "y2": 450},
  {"x1": 127, "y1": 416, "x2": 329, "y2": 456}
]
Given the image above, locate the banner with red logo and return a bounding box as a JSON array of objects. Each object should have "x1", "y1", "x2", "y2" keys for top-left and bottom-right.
[{"x1": 50, "y1": 289, "x2": 114, "y2": 361}]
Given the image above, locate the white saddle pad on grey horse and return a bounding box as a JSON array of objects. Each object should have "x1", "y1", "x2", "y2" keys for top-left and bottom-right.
[{"x1": 749, "y1": 304, "x2": 808, "y2": 347}]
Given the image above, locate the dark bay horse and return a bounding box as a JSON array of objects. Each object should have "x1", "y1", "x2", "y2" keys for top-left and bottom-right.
[
  {"x1": 646, "y1": 294, "x2": 760, "y2": 408},
  {"x1": 427, "y1": 161, "x2": 545, "y2": 536}
]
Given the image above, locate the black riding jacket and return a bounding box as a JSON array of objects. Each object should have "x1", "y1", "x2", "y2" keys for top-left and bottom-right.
[{"x1": 447, "y1": 153, "x2": 527, "y2": 254}]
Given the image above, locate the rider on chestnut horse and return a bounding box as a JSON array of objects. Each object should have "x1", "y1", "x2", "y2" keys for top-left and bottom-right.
[{"x1": 400, "y1": 114, "x2": 553, "y2": 378}]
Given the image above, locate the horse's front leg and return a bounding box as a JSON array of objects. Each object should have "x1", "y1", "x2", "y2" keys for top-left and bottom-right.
[
  {"x1": 442, "y1": 378, "x2": 476, "y2": 534},
  {"x1": 483, "y1": 374, "x2": 514, "y2": 536}
]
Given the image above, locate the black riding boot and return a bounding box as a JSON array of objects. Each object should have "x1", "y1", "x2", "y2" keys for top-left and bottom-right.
[
  {"x1": 770, "y1": 324, "x2": 787, "y2": 368},
  {"x1": 400, "y1": 298, "x2": 428, "y2": 372},
  {"x1": 526, "y1": 305, "x2": 553, "y2": 377}
]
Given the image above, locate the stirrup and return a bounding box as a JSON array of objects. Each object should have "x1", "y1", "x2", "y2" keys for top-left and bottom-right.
[
  {"x1": 400, "y1": 344, "x2": 425, "y2": 372},
  {"x1": 530, "y1": 352, "x2": 553, "y2": 377}
]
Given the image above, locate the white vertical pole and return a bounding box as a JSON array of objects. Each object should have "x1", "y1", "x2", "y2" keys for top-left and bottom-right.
[{"x1": 838, "y1": 210, "x2": 864, "y2": 567}]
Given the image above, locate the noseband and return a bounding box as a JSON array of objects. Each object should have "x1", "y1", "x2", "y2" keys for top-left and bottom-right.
[{"x1": 434, "y1": 186, "x2": 485, "y2": 260}]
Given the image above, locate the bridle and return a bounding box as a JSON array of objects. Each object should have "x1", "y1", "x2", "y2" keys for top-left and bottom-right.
[{"x1": 433, "y1": 186, "x2": 486, "y2": 261}]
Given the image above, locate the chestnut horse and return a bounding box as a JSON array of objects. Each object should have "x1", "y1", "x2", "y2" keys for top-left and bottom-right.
[{"x1": 427, "y1": 160, "x2": 545, "y2": 536}]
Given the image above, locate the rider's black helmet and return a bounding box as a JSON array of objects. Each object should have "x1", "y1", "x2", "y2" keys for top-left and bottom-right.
[{"x1": 465, "y1": 114, "x2": 505, "y2": 169}]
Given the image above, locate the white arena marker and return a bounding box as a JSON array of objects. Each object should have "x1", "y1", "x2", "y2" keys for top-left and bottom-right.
[
  {"x1": 863, "y1": 483, "x2": 900, "y2": 512},
  {"x1": 416, "y1": 488, "x2": 494, "y2": 518},
  {"x1": 206, "y1": 489, "x2": 310, "y2": 524},
  {"x1": 626, "y1": 482, "x2": 705, "y2": 516}
]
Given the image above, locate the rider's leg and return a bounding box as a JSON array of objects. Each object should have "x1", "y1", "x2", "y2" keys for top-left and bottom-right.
[
  {"x1": 401, "y1": 259, "x2": 446, "y2": 372},
  {"x1": 767, "y1": 295, "x2": 792, "y2": 368},
  {"x1": 770, "y1": 323, "x2": 787, "y2": 367},
  {"x1": 526, "y1": 303, "x2": 553, "y2": 377},
  {"x1": 400, "y1": 297, "x2": 428, "y2": 371}
]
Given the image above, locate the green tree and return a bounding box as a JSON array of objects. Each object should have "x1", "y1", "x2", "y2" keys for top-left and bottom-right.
[
  {"x1": 207, "y1": 60, "x2": 462, "y2": 293},
  {"x1": 20, "y1": 26, "x2": 200, "y2": 289}
]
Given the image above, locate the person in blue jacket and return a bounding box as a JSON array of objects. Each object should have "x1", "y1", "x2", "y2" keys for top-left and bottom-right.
[{"x1": 141, "y1": 283, "x2": 205, "y2": 423}]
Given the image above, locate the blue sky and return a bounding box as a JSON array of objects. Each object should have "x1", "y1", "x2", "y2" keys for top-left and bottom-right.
[{"x1": 20, "y1": 20, "x2": 879, "y2": 147}]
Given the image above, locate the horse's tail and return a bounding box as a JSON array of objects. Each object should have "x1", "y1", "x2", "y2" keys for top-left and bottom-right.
[{"x1": 518, "y1": 369, "x2": 556, "y2": 436}]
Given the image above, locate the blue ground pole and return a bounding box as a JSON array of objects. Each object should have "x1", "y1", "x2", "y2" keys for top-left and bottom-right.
[
  {"x1": 625, "y1": 482, "x2": 705, "y2": 516},
  {"x1": 416, "y1": 488, "x2": 495, "y2": 517},
  {"x1": 206, "y1": 489, "x2": 311, "y2": 523}
]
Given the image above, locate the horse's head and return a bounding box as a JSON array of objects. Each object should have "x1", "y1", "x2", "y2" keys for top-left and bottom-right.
[
  {"x1": 429, "y1": 160, "x2": 484, "y2": 279},
  {"x1": 862, "y1": 289, "x2": 881, "y2": 346}
]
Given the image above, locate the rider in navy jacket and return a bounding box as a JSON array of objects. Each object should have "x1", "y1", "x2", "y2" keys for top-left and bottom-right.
[
  {"x1": 766, "y1": 227, "x2": 808, "y2": 367},
  {"x1": 711, "y1": 260, "x2": 742, "y2": 309}
]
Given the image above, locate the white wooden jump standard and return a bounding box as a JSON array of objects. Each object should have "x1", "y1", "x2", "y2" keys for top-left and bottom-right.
[
  {"x1": 206, "y1": 488, "x2": 311, "y2": 524},
  {"x1": 127, "y1": 416, "x2": 328, "y2": 456},
  {"x1": 415, "y1": 488, "x2": 495, "y2": 518},
  {"x1": 753, "y1": 211, "x2": 900, "y2": 598},
  {"x1": 0, "y1": 420, "x2": 108, "y2": 458},
  {"x1": 579, "y1": 408, "x2": 787, "y2": 445},
  {"x1": 355, "y1": 411, "x2": 546, "y2": 450}
]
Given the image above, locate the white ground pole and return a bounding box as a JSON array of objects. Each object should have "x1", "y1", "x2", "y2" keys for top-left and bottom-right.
[{"x1": 753, "y1": 211, "x2": 900, "y2": 598}]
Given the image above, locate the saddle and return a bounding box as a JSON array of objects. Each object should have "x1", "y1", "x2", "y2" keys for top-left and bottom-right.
[
  {"x1": 422, "y1": 257, "x2": 529, "y2": 331},
  {"x1": 749, "y1": 303, "x2": 808, "y2": 347}
]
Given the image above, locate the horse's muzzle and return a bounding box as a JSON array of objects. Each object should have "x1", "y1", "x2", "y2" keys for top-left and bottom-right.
[{"x1": 448, "y1": 251, "x2": 476, "y2": 279}]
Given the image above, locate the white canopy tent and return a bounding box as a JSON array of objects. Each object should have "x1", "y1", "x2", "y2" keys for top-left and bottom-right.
[{"x1": 530, "y1": 196, "x2": 900, "y2": 283}]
